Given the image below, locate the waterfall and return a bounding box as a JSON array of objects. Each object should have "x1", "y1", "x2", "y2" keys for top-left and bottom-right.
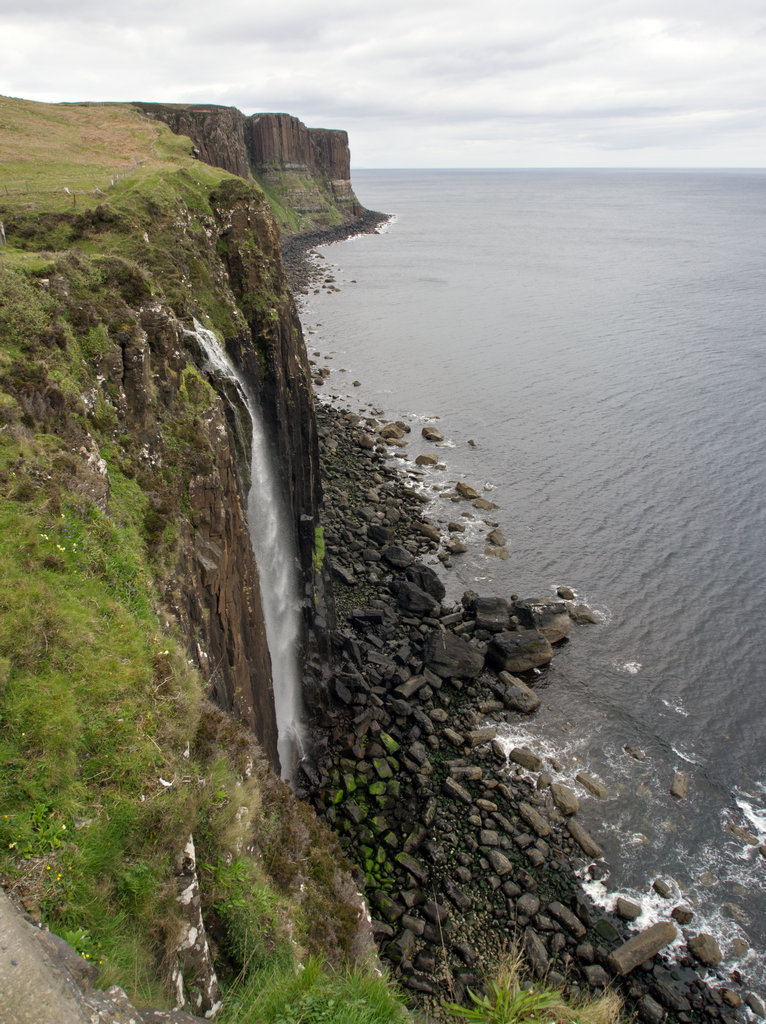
[{"x1": 188, "y1": 319, "x2": 305, "y2": 778}]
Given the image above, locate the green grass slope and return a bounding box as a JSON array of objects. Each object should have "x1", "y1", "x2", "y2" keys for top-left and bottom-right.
[{"x1": 0, "y1": 96, "x2": 411, "y2": 1020}]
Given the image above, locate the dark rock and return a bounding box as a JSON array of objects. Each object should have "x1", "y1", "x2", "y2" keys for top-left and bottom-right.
[
  {"x1": 524, "y1": 927, "x2": 549, "y2": 978},
  {"x1": 671, "y1": 906, "x2": 694, "y2": 926},
  {"x1": 496, "y1": 671, "x2": 541, "y2": 713},
  {"x1": 616, "y1": 898, "x2": 643, "y2": 921},
  {"x1": 442, "y1": 777, "x2": 473, "y2": 804},
  {"x1": 392, "y1": 581, "x2": 440, "y2": 617},
  {"x1": 405, "y1": 564, "x2": 446, "y2": 601},
  {"x1": 547, "y1": 901, "x2": 586, "y2": 939},
  {"x1": 607, "y1": 922, "x2": 677, "y2": 975},
  {"x1": 638, "y1": 995, "x2": 666, "y2": 1024},
  {"x1": 687, "y1": 933, "x2": 722, "y2": 967},
  {"x1": 473, "y1": 597, "x2": 510, "y2": 633},
  {"x1": 384, "y1": 544, "x2": 415, "y2": 569},
  {"x1": 423, "y1": 630, "x2": 484, "y2": 679},
  {"x1": 513, "y1": 598, "x2": 571, "y2": 643},
  {"x1": 583, "y1": 965, "x2": 610, "y2": 987},
  {"x1": 486, "y1": 629, "x2": 554, "y2": 673},
  {"x1": 486, "y1": 849, "x2": 513, "y2": 875},
  {"x1": 509, "y1": 747, "x2": 543, "y2": 771}
]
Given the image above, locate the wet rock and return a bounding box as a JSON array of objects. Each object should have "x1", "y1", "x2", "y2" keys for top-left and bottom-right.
[
  {"x1": 442, "y1": 778, "x2": 473, "y2": 804},
  {"x1": 569, "y1": 603, "x2": 600, "y2": 624},
  {"x1": 473, "y1": 597, "x2": 511, "y2": 633},
  {"x1": 616, "y1": 898, "x2": 642, "y2": 921},
  {"x1": 652, "y1": 878, "x2": 672, "y2": 899},
  {"x1": 422, "y1": 426, "x2": 444, "y2": 442},
  {"x1": 550, "y1": 783, "x2": 579, "y2": 816},
  {"x1": 670, "y1": 770, "x2": 688, "y2": 799},
  {"x1": 624, "y1": 745, "x2": 647, "y2": 761},
  {"x1": 415, "y1": 453, "x2": 439, "y2": 467},
  {"x1": 671, "y1": 906, "x2": 694, "y2": 926},
  {"x1": 497, "y1": 672, "x2": 541, "y2": 713},
  {"x1": 583, "y1": 964, "x2": 610, "y2": 987},
  {"x1": 404, "y1": 564, "x2": 446, "y2": 601},
  {"x1": 486, "y1": 630, "x2": 554, "y2": 673},
  {"x1": 423, "y1": 630, "x2": 484, "y2": 679},
  {"x1": 557, "y1": 585, "x2": 575, "y2": 601},
  {"x1": 456, "y1": 482, "x2": 481, "y2": 500},
  {"x1": 384, "y1": 544, "x2": 415, "y2": 569},
  {"x1": 566, "y1": 820, "x2": 604, "y2": 859},
  {"x1": 392, "y1": 580, "x2": 441, "y2": 617},
  {"x1": 687, "y1": 933, "x2": 722, "y2": 967},
  {"x1": 518, "y1": 802, "x2": 551, "y2": 838},
  {"x1": 509, "y1": 747, "x2": 543, "y2": 771},
  {"x1": 513, "y1": 598, "x2": 571, "y2": 644},
  {"x1": 575, "y1": 772, "x2": 608, "y2": 799},
  {"x1": 606, "y1": 921, "x2": 677, "y2": 975}
]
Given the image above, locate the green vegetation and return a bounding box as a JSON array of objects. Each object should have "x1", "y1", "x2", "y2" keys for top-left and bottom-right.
[
  {"x1": 445, "y1": 952, "x2": 622, "y2": 1024},
  {"x1": 219, "y1": 956, "x2": 411, "y2": 1024},
  {"x1": 0, "y1": 95, "x2": 413, "y2": 1021}
]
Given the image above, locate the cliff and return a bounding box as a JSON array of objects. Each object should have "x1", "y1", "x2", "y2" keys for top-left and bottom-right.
[
  {"x1": 136, "y1": 103, "x2": 365, "y2": 235},
  {"x1": 0, "y1": 95, "x2": 387, "y2": 1021}
]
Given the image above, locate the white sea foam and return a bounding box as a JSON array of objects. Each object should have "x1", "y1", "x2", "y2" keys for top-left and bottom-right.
[
  {"x1": 736, "y1": 790, "x2": 766, "y2": 839},
  {"x1": 616, "y1": 660, "x2": 642, "y2": 674},
  {"x1": 661, "y1": 697, "x2": 690, "y2": 717}
]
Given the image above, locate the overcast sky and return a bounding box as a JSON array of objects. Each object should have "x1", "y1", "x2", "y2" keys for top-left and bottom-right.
[{"x1": 2, "y1": 0, "x2": 765, "y2": 167}]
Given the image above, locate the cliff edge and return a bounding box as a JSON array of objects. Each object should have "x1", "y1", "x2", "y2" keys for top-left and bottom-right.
[{"x1": 136, "y1": 103, "x2": 368, "y2": 235}]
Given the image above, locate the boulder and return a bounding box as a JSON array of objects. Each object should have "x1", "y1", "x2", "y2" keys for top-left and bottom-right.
[
  {"x1": 566, "y1": 820, "x2": 604, "y2": 859},
  {"x1": 518, "y1": 802, "x2": 551, "y2": 837},
  {"x1": 687, "y1": 933, "x2": 722, "y2": 967},
  {"x1": 415, "y1": 453, "x2": 439, "y2": 466},
  {"x1": 509, "y1": 747, "x2": 543, "y2": 771},
  {"x1": 486, "y1": 630, "x2": 554, "y2": 673},
  {"x1": 513, "y1": 598, "x2": 571, "y2": 644},
  {"x1": 404, "y1": 564, "x2": 446, "y2": 602},
  {"x1": 422, "y1": 426, "x2": 444, "y2": 442},
  {"x1": 383, "y1": 544, "x2": 415, "y2": 569},
  {"x1": 423, "y1": 630, "x2": 484, "y2": 679},
  {"x1": 606, "y1": 921, "x2": 677, "y2": 975},
  {"x1": 575, "y1": 772, "x2": 608, "y2": 799},
  {"x1": 670, "y1": 770, "x2": 688, "y2": 799},
  {"x1": 557, "y1": 585, "x2": 575, "y2": 600},
  {"x1": 392, "y1": 581, "x2": 440, "y2": 617},
  {"x1": 550, "y1": 783, "x2": 579, "y2": 816},
  {"x1": 455, "y1": 481, "x2": 481, "y2": 500},
  {"x1": 497, "y1": 671, "x2": 541, "y2": 713},
  {"x1": 569, "y1": 603, "x2": 600, "y2": 624},
  {"x1": 379, "y1": 422, "x2": 406, "y2": 439},
  {"x1": 473, "y1": 597, "x2": 510, "y2": 633}
]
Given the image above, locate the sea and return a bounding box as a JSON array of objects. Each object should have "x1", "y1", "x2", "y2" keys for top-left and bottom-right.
[{"x1": 298, "y1": 169, "x2": 766, "y2": 994}]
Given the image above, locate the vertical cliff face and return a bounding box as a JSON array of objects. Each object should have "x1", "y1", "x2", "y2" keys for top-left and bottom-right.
[
  {"x1": 209, "y1": 178, "x2": 322, "y2": 576},
  {"x1": 136, "y1": 102, "x2": 251, "y2": 179},
  {"x1": 136, "y1": 103, "x2": 367, "y2": 233}
]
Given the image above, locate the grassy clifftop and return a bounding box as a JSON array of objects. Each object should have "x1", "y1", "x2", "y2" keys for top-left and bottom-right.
[{"x1": 0, "y1": 96, "x2": 410, "y2": 1021}]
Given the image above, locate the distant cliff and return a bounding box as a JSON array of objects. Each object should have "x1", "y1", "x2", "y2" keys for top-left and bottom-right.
[{"x1": 136, "y1": 103, "x2": 366, "y2": 234}]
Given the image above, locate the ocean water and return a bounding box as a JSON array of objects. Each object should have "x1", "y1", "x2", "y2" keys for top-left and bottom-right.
[{"x1": 299, "y1": 169, "x2": 766, "y2": 992}]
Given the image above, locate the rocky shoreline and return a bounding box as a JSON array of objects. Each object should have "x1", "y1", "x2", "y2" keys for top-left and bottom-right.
[
  {"x1": 297, "y1": 399, "x2": 763, "y2": 1024},
  {"x1": 281, "y1": 209, "x2": 390, "y2": 296}
]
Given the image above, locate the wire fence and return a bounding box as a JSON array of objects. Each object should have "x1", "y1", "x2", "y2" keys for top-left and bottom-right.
[{"x1": 0, "y1": 158, "x2": 140, "y2": 209}]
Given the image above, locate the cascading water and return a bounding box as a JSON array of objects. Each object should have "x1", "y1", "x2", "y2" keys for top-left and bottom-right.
[{"x1": 188, "y1": 319, "x2": 305, "y2": 778}]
